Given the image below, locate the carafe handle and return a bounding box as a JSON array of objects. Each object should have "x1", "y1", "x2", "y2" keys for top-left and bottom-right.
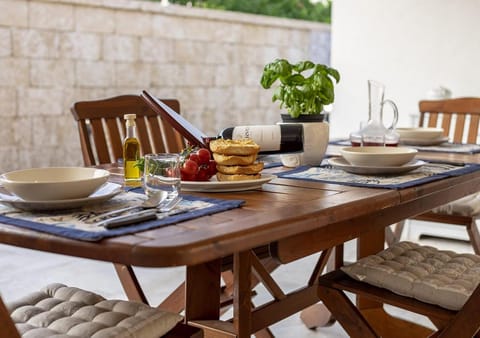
[{"x1": 382, "y1": 99, "x2": 398, "y2": 130}]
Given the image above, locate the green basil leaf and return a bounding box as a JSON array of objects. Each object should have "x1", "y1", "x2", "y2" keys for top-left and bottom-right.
[{"x1": 327, "y1": 67, "x2": 341, "y2": 83}]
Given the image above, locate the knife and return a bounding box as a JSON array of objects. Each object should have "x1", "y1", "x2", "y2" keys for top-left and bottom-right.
[{"x1": 97, "y1": 209, "x2": 157, "y2": 229}]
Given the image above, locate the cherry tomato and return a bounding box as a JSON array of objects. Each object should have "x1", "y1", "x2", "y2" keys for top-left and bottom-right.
[
  {"x1": 182, "y1": 159, "x2": 198, "y2": 175},
  {"x1": 181, "y1": 172, "x2": 196, "y2": 181},
  {"x1": 196, "y1": 168, "x2": 210, "y2": 181},
  {"x1": 207, "y1": 160, "x2": 217, "y2": 175},
  {"x1": 197, "y1": 148, "x2": 211, "y2": 165},
  {"x1": 180, "y1": 146, "x2": 216, "y2": 181},
  {"x1": 189, "y1": 153, "x2": 200, "y2": 163},
  {"x1": 180, "y1": 167, "x2": 190, "y2": 177}
]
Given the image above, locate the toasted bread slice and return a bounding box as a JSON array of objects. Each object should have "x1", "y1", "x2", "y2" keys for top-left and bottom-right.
[
  {"x1": 210, "y1": 138, "x2": 260, "y2": 156},
  {"x1": 216, "y1": 162, "x2": 264, "y2": 175},
  {"x1": 216, "y1": 172, "x2": 261, "y2": 181},
  {"x1": 213, "y1": 152, "x2": 257, "y2": 166}
]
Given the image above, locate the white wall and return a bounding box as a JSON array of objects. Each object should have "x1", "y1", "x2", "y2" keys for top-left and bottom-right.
[{"x1": 330, "y1": 0, "x2": 480, "y2": 139}]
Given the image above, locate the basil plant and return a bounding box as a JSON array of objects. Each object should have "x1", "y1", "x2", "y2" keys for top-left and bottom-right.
[{"x1": 260, "y1": 59, "x2": 340, "y2": 118}]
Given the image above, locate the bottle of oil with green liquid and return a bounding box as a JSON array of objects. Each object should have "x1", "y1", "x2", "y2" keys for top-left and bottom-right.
[{"x1": 123, "y1": 114, "x2": 141, "y2": 187}]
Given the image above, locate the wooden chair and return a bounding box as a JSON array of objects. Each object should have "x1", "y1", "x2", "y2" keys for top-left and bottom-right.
[
  {"x1": 0, "y1": 283, "x2": 200, "y2": 338},
  {"x1": 387, "y1": 98, "x2": 480, "y2": 253},
  {"x1": 317, "y1": 241, "x2": 480, "y2": 337},
  {"x1": 71, "y1": 94, "x2": 185, "y2": 166}
]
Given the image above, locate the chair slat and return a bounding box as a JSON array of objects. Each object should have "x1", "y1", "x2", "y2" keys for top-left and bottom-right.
[
  {"x1": 90, "y1": 119, "x2": 111, "y2": 164},
  {"x1": 148, "y1": 116, "x2": 167, "y2": 154},
  {"x1": 135, "y1": 117, "x2": 153, "y2": 156},
  {"x1": 441, "y1": 114, "x2": 452, "y2": 137},
  {"x1": 468, "y1": 114, "x2": 480, "y2": 144},
  {"x1": 105, "y1": 118, "x2": 123, "y2": 164},
  {"x1": 428, "y1": 112, "x2": 439, "y2": 128},
  {"x1": 453, "y1": 114, "x2": 466, "y2": 143},
  {"x1": 162, "y1": 119, "x2": 185, "y2": 153},
  {"x1": 77, "y1": 120, "x2": 95, "y2": 166},
  {"x1": 418, "y1": 112, "x2": 426, "y2": 127}
]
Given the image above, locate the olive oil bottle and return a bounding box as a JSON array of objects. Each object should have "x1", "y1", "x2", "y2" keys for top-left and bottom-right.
[{"x1": 123, "y1": 114, "x2": 141, "y2": 186}]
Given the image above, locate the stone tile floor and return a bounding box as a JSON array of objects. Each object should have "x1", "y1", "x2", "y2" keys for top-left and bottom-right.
[{"x1": 0, "y1": 223, "x2": 474, "y2": 337}]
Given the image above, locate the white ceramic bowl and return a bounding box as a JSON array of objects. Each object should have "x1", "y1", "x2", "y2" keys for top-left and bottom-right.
[
  {"x1": 0, "y1": 167, "x2": 110, "y2": 201},
  {"x1": 340, "y1": 147, "x2": 418, "y2": 167},
  {"x1": 396, "y1": 127, "x2": 444, "y2": 140}
]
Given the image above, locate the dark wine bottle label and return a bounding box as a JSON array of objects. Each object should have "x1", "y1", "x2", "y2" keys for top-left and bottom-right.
[{"x1": 219, "y1": 124, "x2": 303, "y2": 154}]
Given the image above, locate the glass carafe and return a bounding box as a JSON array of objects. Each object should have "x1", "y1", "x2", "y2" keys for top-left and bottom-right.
[{"x1": 350, "y1": 80, "x2": 399, "y2": 146}]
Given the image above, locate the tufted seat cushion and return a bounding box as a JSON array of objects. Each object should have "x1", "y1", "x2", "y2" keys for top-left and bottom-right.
[
  {"x1": 431, "y1": 192, "x2": 480, "y2": 216},
  {"x1": 341, "y1": 241, "x2": 480, "y2": 310},
  {"x1": 6, "y1": 283, "x2": 183, "y2": 338}
]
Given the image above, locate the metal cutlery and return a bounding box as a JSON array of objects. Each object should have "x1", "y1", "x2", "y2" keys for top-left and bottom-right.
[
  {"x1": 97, "y1": 209, "x2": 158, "y2": 229},
  {"x1": 89, "y1": 196, "x2": 182, "y2": 223},
  {"x1": 96, "y1": 201, "x2": 191, "y2": 229}
]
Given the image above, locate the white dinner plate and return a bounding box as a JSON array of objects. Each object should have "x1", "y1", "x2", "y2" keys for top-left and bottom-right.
[
  {"x1": 400, "y1": 136, "x2": 449, "y2": 146},
  {"x1": 181, "y1": 174, "x2": 275, "y2": 192},
  {"x1": 328, "y1": 157, "x2": 426, "y2": 175},
  {"x1": 0, "y1": 182, "x2": 123, "y2": 211},
  {"x1": 396, "y1": 127, "x2": 444, "y2": 140}
]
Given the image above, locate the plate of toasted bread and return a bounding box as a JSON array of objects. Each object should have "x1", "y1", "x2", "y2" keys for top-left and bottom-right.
[
  {"x1": 181, "y1": 174, "x2": 275, "y2": 192},
  {"x1": 181, "y1": 138, "x2": 275, "y2": 191}
]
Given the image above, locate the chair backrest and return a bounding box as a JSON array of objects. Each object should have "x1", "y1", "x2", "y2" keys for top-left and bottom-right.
[
  {"x1": 0, "y1": 295, "x2": 20, "y2": 338},
  {"x1": 418, "y1": 97, "x2": 480, "y2": 144},
  {"x1": 71, "y1": 95, "x2": 186, "y2": 166}
]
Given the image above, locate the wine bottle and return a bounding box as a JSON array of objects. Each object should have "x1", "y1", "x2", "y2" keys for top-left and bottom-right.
[
  {"x1": 123, "y1": 114, "x2": 141, "y2": 186},
  {"x1": 218, "y1": 124, "x2": 304, "y2": 154}
]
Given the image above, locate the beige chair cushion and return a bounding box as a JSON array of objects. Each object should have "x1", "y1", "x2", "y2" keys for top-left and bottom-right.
[
  {"x1": 341, "y1": 241, "x2": 480, "y2": 310},
  {"x1": 432, "y1": 192, "x2": 480, "y2": 216},
  {"x1": 7, "y1": 283, "x2": 182, "y2": 338}
]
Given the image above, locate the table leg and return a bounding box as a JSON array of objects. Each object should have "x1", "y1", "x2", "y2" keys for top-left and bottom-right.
[
  {"x1": 234, "y1": 250, "x2": 252, "y2": 338},
  {"x1": 185, "y1": 259, "x2": 222, "y2": 321}
]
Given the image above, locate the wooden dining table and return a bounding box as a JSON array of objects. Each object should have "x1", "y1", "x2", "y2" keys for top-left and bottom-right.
[{"x1": 2, "y1": 147, "x2": 480, "y2": 337}]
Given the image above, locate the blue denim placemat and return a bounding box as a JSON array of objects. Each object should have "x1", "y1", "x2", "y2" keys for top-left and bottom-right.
[
  {"x1": 277, "y1": 162, "x2": 480, "y2": 189},
  {"x1": 0, "y1": 192, "x2": 244, "y2": 242}
]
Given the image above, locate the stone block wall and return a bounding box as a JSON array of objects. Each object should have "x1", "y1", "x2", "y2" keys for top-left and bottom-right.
[{"x1": 0, "y1": 0, "x2": 330, "y2": 172}]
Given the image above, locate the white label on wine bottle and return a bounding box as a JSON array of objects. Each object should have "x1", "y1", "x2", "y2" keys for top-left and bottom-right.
[{"x1": 231, "y1": 125, "x2": 281, "y2": 151}]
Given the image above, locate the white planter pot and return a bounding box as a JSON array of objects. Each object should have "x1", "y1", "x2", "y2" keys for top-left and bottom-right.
[{"x1": 279, "y1": 121, "x2": 329, "y2": 167}]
